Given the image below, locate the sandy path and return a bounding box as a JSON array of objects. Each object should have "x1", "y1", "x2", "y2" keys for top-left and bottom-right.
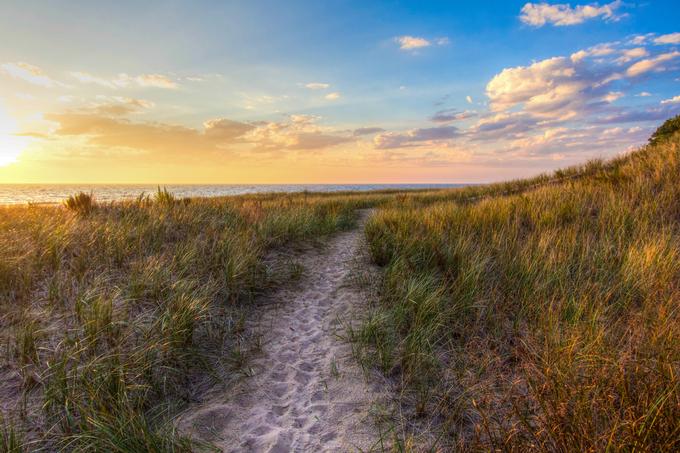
[{"x1": 180, "y1": 210, "x2": 383, "y2": 452}]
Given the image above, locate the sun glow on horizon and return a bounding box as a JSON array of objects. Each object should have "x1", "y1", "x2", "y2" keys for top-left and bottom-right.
[{"x1": 0, "y1": 104, "x2": 28, "y2": 167}]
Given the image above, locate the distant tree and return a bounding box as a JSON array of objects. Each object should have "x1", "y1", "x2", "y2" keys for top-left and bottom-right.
[{"x1": 649, "y1": 114, "x2": 680, "y2": 145}]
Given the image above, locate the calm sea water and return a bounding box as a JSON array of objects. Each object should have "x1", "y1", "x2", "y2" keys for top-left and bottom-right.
[{"x1": 0, "y1": 184, "x2": 466, "y2": 205}]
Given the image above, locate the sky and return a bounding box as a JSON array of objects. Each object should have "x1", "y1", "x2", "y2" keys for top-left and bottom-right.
[{"x1": 0, "y1": 0, "x2": 679, "y2": 184}]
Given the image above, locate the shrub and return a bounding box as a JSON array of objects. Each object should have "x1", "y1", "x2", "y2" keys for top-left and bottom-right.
[
  {"x1": 63, "y1": 192, "x2": 95, "y2": 215},
  {"x1": 649, "y1": 114, "x2": 680, "y2": 145}
]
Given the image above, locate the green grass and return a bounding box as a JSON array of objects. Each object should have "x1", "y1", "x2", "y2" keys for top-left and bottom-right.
[
  {"x1": 357, "y1": 133, "x2": 680, "y2": 450},
  {"x1": 0, "y1": 190, "x2": 386, "y2": 451}
]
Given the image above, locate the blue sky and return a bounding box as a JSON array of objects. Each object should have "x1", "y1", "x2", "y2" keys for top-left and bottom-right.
[{"x1": 0, "y1": 1, "x2": 679, "y2": 183}]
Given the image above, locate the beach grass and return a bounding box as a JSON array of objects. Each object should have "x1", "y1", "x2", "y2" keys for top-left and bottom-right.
[
  {"x1": 0, "y1": 190, "x2": 384, "y2": 451},
  {"x1": 2, "y1": 124, "x2": 679, "y2": 451},
  {"x1": 355, "y1": 132, "x2": 680, "y2": 450}
]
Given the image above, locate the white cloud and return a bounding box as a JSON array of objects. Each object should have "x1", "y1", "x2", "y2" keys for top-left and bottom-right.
[
  {"x1": 637, "y1": 91, "x2": 652, "y2": 97},
  {"x1": 246, "y1": 114, "x2": 352, "y2": 150},
  {"x1": 626, "y1": 51, "x2": 680, "y2": 77},
  {"x1": 486, "y1": 56, "x2": 584, "y2": 116},
  {"x1": 70, "y1": 71, "x2": 121, "y2": 88},
  {"x1": 394, "y1": 35, "x2": 449, "y2": 51},
  {"x1": 305, "y1": 82, "x2": 330, "y2": 90},
  {"x1": 395, "y1": 36, "x2": 431, "y2": 50},
  {"x1": 603, "y1": 91, "x2": 624, "y2": 103},
  {"x1": 570, "y1": 43, "x2": 616, "y2": 62},
  {"x1": 616, "y1": 47, "x2": 648, "y2": 63},
  {"x1": 325, "y1": 92, "x2": 341, "y2": 100},
  {"x1": 654, "y1": 33, "x2": 680, "y2": 45},
  {"x1": 661, "y1": 95, "x2": 680, "y2": 105},
  {"x1": 466, "y1": 95, "x2": 473, "y2": 104},
  {"x1": 70, "y1": 71, "x2": 178, "y2": 89},
  {"x1": 1, "y1": 62, "x2": 66, "y2": 88},
  {"x1": 136, "y1": 74, "x2": 177, "y2": 89},
  {"x1": 520, "y1": 1, "x2": 625, "y2": 27}
]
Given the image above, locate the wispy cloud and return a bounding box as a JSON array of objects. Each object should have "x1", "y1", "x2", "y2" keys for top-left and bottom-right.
[
  {"x1": 90, "y1": 96, "x2": 155, "y2": 116},
  {"x1": 430, "y1": 109, "x2": 477, "y2": 123},
  {"x1": 1, "y1": 62, "x2": 67, "y2": 88},
  {"x1": 70, "y1": 71, "x2": 178, "y2": 89},
  {"x1": 654, "y1": 33, "x2": 680, "y2": 45},
  {"x1": 353, "y1": 127, "x2": 385, "y2": 136},
  {"x1": 519, "y1": 1, "x2": 625, "y2": 27},
  {"x1": 394, "y1": 35, "x2": 449, "y2": 52},
  {"x1": 325, "y1": 92, "x2": 341, "y2": 100},
  {"x1": 305, "y1": 82, "x2": 330, "y2": 90},
  {"x1": 626, "y1": 51, "x2": 680, "y2": 77},
  {"x1": 603, "y1": 91, "x2": 624, "y2": 103},
  {"x1": 374, "y1": 126, "x2": 460, "y2": 149}
]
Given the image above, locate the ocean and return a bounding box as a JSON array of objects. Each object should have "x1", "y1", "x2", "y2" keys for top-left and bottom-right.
[{"x1": 0, "y1": 183, "x2": 467, "y2": 205}]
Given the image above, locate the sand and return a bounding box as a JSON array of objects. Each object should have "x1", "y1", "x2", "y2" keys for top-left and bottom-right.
[{"x1": 179, "y1": 210, "x2": 384, "y2": 452}]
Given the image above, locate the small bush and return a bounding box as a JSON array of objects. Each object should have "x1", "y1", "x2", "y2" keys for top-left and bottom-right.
[
  {"x1": 63, "y1": 192, "x2": 95, "y2": 215},
  {"x1": 649, "y1": 114, "x2": 680, "y2": 145}
]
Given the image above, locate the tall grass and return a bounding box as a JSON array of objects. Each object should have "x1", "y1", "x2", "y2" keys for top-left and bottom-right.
[
  {"x1": 358, "y1": 134, "x2": 680, "y2": 450},
  {"x1": 0, "y1": 189, "x2": 383, "y2": 450}
]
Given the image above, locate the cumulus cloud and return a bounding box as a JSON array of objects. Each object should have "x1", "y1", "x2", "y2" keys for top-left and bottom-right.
[
  {"x1": 626, "y1": 51, "x2": 680, "y2": 77},
  {"x1": 1, "y1": 62, "x2": 66, "y2": 88},
  {"x1": 654, "y1": 33, "x2": 680, "y2": 45},
  {"x1": 485, "y1": 41, "x2": 680, "y2": 123},
  {"x1": 305, "y1": 82, "x2": 330, "y2": 90},
  {"x1": 486, "y1": 56, "x2": 591, "y2": 117},
  {"x1": 70, "y1": 71, "x2": 178, "y2": 89},
  {"x1": 504, "y1": 124, "x2": 648, "y2": 158},
  {"x1": 374, "y1": 126, "x2": 460, "y2": 149},
  {"x1": 661, "y1": 95, "x2": 680, "y2": 105},
  {"x1": 430, "y1": 109, "x2": 477, "y2": 123},
  {"x1": 615, "y1": 47, "x2": 648, "y2": 63},
  {"x1": 394, "y1": 35, "x2": 449, "y2": 51},
  {"x1": 38, "y1": 107, "x2": 356, "y2": 159},
  {"x1": 245, "y1": 114, "x2": 353, "y2": 151},
  {"x1": 519, "y1": 1, "x2": 625, "y2": 27}
]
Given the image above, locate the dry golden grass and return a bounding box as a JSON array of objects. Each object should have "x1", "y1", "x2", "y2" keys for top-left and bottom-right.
[
  {"x1": 357, "y1": 134, "x2": 680, "y2": 450},
  {"x1": 0, "y1": 190, "x2": 386, "y2": 451}
]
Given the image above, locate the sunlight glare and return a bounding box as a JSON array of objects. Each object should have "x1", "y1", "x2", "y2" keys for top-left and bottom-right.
[{"x1": 0, "y1": 104, "x2": 28, "y2": 166}]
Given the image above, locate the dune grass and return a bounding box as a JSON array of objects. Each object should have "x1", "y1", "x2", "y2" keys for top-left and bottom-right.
[
  {"x1": 0, "y1": 190, "x2": 386, "y2": 451},
  {"x1": 356, "y1": 134, "x2": 680, "y2": 450},
  {"x1": 3, "y1": 125, "x2": 679, "y2": 451}
]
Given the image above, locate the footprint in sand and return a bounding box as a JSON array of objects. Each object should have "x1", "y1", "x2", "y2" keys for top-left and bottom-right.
[{"x1": 179, "y1": 211, "x2": 385, "y2": 452}]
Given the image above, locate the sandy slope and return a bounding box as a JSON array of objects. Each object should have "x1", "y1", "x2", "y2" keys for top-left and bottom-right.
[{"x1": 180, "y1": 211, "x2": 384, "y2": 452}]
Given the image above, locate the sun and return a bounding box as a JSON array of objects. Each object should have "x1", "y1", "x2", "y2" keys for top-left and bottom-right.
[{"x1": 0, "y1": 105, "x2": 28, "y2": 167}]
